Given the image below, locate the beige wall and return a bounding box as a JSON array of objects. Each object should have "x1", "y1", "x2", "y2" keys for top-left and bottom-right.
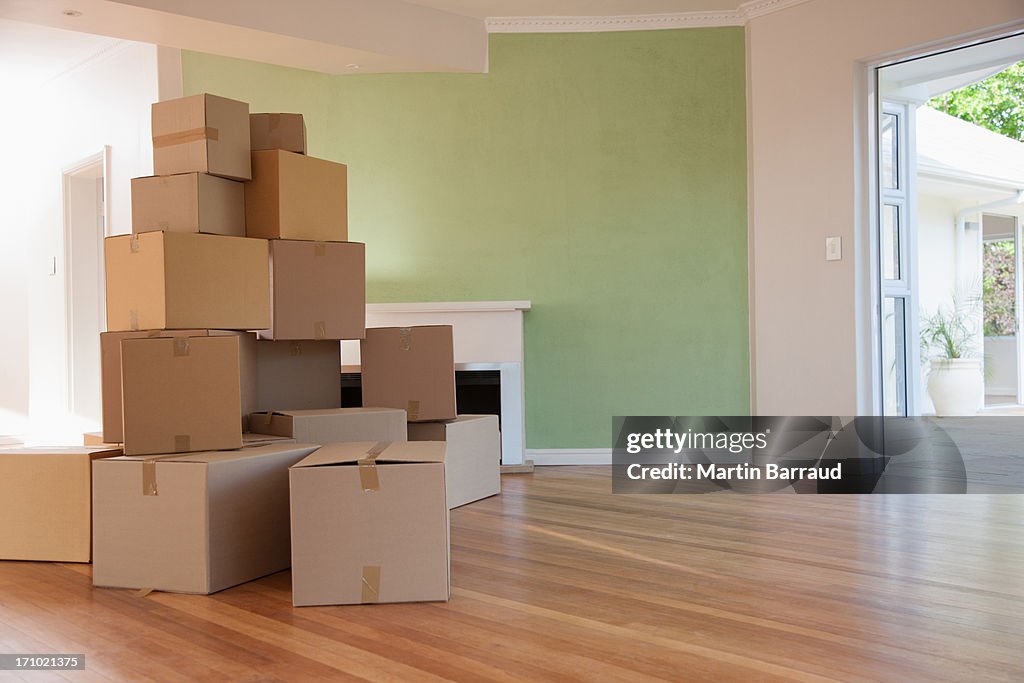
[{"x1": 746, "y1": 0, "x2": 1024, "y2": 415}]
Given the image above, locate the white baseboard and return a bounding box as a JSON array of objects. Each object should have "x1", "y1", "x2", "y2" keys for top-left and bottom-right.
[{"x1": 526, "y1": 448, "x2": 612, "y2": 465}]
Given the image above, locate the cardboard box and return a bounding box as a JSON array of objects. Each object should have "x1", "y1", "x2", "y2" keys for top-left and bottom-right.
[
  {"x1": 262, "y1": 240, "x2": 364, "y2": 340},
  {"x1": 0, "y1": 446, "x2": 120, "y2": 562},
  {"x1": 93, "y1": 442, "x2": 318, "y2": 594},
  {"x1": 152, "y1": 93, "x2": 251, "y2": 180},
  {"x1": 409, "y1": 415, "x2": 500, "y2": 509},
  {"x1": 253, "y1": 340, "x2": 341, "y2": 412},
  {"x1": 289, "y1": 441, "x2": 449, "y2": 606},
  {"x1": 360, "y1": 326, "x2": 456, "y2": 422},
  {"x1": 251, "y1": 408, "x2": 407, "y2": 444},
  {"x1": 120, "y1": 335, "x2": 244, "y2": 456},
  {"x1": 250, "y1": 113, "x2": 306, "y2": 154},
  {"x1": 104, "y1": 231, "x2": 270, "y2": 332},
  {"x1": 102, "y1": 330, "x2": 257, "y2": 443},
  {"x1": 245, "y1": 150, "x2": 347, "y2": 241},
  {"x1": 131, "y1": 173, "x2": 244, "y2": 236}
]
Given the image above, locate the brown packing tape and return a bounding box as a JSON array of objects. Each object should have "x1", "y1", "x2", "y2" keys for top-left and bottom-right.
[
  {"x1": 129, "y1": 235, "x2": 139, "y2": 253},
  {"x1": 129, "y1": 310, "x2": 139, "y2": 331},
  {"x1": 361, "y1": 565, "x2": 380, "y2": 604},
  {"x1": 152, "y1": 126, "x2": 219, "y2": 149},
  {"x1": 357, "y1": 441, "x2": 390, "y2": 492},
  {"x1": 174, "y1": 434, "x2": 191, "y2": 453},
  {"x1": 313, "y1": 243, "x2": 326, "y2": 257},
  {"x1": 142, "y1": 461, "x2": 158, "y2": 496},
  {"x1": 173, "y1": 338, "x2": 190, "y2": 356},
  {"x1": 289, "y1": 341, "x2": 302, "y2": 356},
  {"x1": 398, "y1": 327, "x2": 412, "y2": 351},
  {"x1": 407, "y1": 400, "x2": 420, "y2": 422},
  {"x1": 314, "y1": 322, "x2": 326, "y2": 340}
]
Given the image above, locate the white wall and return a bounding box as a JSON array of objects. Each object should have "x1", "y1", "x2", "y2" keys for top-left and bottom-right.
[
  {"x1": 746, "y1": 0, "x2": 1024, "y2": 416},
  {"x1": 5, "y1": 41, "x2": 159, "y2": 442},
  {"x1": 917, "y1": 192, "x2": 984, "y2": 413}
]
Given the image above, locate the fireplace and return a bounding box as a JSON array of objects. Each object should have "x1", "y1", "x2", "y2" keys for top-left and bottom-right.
[{"x1": 341, "y1": 301, "x2": 531, "y2": 465}]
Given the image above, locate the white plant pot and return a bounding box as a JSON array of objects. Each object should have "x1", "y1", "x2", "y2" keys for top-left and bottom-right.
[{"x1": 927, "y1": 358, "x2": 983, "y2": 416}]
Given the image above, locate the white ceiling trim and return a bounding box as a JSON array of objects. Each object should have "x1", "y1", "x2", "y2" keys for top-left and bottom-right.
[{"x1": 485, "y1": 0, "x2": 811, "y2": 33}]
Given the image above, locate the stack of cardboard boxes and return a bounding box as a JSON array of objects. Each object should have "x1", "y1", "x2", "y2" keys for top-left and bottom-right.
[{"x1": 0, "y1": 93, "x2": 503, "y2": 605}]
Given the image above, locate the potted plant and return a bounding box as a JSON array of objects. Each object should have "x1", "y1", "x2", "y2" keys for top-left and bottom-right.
[{"x1": 921, "y1": 302, "x2": 983, "y2": 416}]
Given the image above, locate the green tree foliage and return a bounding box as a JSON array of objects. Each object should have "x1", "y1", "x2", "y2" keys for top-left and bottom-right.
[
  {"x1": 928, "y1": 62, "x2": 1024, "y2": 142},
  {"x1": 983, "y1": 240, "x2": 1016, "y2": 337}
]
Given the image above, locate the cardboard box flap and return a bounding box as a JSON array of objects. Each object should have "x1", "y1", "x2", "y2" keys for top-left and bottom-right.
[
  {"x1": 256, "y1": 407, "x2": 402, "y2": 419},
  {"x1": 113, "y1": 442, "x2": 319, "y2": 464},
  {"x1": 293, "y1": 441, "x2": 445, "y2": 468},
  {"x1": 2, "y1": 446, "x2": 121, "y2": 459}
]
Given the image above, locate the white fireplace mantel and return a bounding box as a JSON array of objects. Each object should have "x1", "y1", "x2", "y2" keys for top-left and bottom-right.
[{"x1": 342, "y1": 301, "x2": 531, "y2": 466}]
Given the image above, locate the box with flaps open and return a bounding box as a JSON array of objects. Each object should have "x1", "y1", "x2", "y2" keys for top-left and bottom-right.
[
  {"x1": 104, "y1": 231, "x2": 270, "y2": 332},
  {"x1": 251, "y1": 407, "x2": 406, "y2": 444},
  {"x1": 0, "y1": 446, "x2": 121, "y2": 562},
  {"x1": 131, "y1": 172, "x2": 245, "y2": 236},
  {"x1": 360, "y1": 326, "x2": 456, "y2": 422},
  {"x1": 152, "y1": 93, "x2": 251, "y2": 180},
  {"x1": 408, "y1": 415, "x2": 501, "y2": 509},
  {"x1": 262, "y1": 239, "x2": 365, "y2": 341},
  {"x1": 93, "y1": 442, "x2": 318, "y2": 595},
  {"x1": 250, "y1": 113, "x2": 306, "y2": 154},
  {"x1": 289, "y1": 441, "x2": 450, "y2": 606}
]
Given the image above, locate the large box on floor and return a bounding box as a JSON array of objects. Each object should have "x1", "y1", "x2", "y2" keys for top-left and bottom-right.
[
  {"x1": 0, "y1": 446, "x2": 121, "y2": 562},
  {"x1": 131, "y1": 173, "x2": 244, "y2": 236},
  {"x1": 289, "y1": 441, "x2": 449, "y2": 606},
  {"x1": 245, "y1": 150, "x2": 347, "y2": 241},
  {"x1": 92, "y1": 442, "x2": 318, "y2": 594},
  {"x1": 120, "y1": 335, "x2": 244, "y2": 456},
  {"x1": 104, "y1": 231, "x2": 270, "y2": 332},
  {"x1": 250, "y1": 113, "x2": 306, "y2": 154},
  {"x1": 101, "y1": 330, "x2": 257, "y2": 444},
  {"x1": 360, "y1": 326, "x2": 456, "y2": 422},
  {"x1": 253, "y1": 340, "x2": 341, "y2": 413},
  {"x1": 252, "y1": 408, "x2": 407, "y2": 444},
  {"x1": 152, "y1": 93, "x2": 251, "y2": 180},
  {"x1": 409, "y1": 415, "x2": 500, "y2": 509},
  {"x1": 262, "y1": 240, "x2": 364, "y2": 340}
]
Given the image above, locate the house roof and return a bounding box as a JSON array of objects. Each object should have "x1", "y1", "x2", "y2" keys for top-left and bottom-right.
[{"x1": 916, "y1": 107, "x2": 1024, "y2": 190}]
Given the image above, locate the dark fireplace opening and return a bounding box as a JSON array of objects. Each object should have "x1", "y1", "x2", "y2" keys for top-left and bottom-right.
[{"x1": 341, "y1": 370, "x2": 502, "y2": 427}]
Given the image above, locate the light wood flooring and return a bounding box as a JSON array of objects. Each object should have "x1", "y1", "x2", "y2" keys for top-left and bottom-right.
[{"x1": 0, "y1": 467, "x2": 1022, "y2": 681}]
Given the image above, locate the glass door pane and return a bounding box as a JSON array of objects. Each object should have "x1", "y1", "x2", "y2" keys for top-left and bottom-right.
[{"x1": 882, "y1": 296, "x2": 908, "y2": 416}]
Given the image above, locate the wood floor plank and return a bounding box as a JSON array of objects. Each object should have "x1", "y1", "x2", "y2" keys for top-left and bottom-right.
[{"x1": 0, "y1": 466, "x2": 1021, "y2": 681}]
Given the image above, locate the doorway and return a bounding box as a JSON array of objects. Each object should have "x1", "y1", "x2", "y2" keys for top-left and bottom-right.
[
  {"x1": 63, "y1": 149, "x2": 108, "y2": 426},
  {"x1": 874, "y1": 35, "x2": 1024, "y2": 416}
]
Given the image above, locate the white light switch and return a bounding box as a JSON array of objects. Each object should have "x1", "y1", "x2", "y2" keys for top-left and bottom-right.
[{"x1": 825, "y1": 236, "x2": 842, "y2": 261}]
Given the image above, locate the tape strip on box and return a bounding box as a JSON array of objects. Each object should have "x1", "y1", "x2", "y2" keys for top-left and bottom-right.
[
  {"x1": 152, "y1": 126, "x2": 219, "y2": 149},
  {"x1": 357, "y1": 441, "x2": 390, "y2": 492},
  {"x1": 360, "y1": 565, "x2": 380, "y2": 604}
]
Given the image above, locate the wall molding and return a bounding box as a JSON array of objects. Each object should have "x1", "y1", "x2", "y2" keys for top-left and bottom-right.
[
  {"x1": 526, "y1": 448, "x2": 612, "y2": 465},
  {"x1": 485, "y1": 0, "x2": 811, "y2": 33}
]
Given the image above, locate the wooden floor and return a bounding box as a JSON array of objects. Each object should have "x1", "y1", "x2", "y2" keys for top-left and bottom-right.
[{"x1": 1, "y1": 467, "x2": 1023, "y2": 682}]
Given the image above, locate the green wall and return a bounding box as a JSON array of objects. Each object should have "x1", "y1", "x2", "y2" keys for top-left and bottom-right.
[{"x1": 182, "y1": 30, "x2": 749, "y2": 449}]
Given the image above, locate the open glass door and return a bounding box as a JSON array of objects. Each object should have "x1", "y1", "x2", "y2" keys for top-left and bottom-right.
[{"x1": 878, "y1": 102, "x2": 920, "y2": 416}]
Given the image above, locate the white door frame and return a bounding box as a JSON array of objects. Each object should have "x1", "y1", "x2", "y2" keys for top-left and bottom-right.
[
  {"x1": 856, "y1": 24, "x2": 1024, "y2": 417},
  {"x1": 61, "y1": 146, "x2": 110, "y2": 416}
]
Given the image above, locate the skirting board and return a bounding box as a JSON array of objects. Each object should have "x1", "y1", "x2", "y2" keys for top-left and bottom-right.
[{"x1": 526, "y1": 449, "x2": 612, "y2": 466}]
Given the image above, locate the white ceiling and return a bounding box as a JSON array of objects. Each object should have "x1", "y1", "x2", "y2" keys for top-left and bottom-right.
[
  {"x1": 403, "y1": 0, "x2": 743, "y2": 17},
  {"x1": 0, "y1": 18, "x2": 121, "y2": 90}
]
